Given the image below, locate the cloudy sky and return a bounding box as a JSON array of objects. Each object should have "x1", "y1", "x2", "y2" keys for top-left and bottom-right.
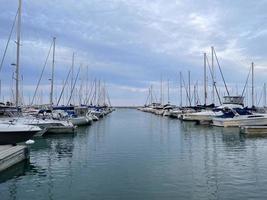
[{"x1": 0, "y1": 0, "x2": 267, "y2": 106}]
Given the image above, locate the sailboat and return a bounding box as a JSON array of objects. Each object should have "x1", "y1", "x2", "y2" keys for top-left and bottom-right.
[
  {"x1": 181, "y1": 49, "x2": 242, "y2": 123},
  {"x1": 24, "y1": 37, "x2": 76, "y2": 134},
  {"x1": 0, "y1": 0, "x2": 42, "y2": 144},
  {"x1": 212, "y1": 62, "x2": 267, "y2": 127}
]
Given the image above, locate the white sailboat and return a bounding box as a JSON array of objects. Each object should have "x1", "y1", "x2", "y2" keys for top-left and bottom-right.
[{"x1": 0, "y1": 0, "x2": 42, "y2": 144}]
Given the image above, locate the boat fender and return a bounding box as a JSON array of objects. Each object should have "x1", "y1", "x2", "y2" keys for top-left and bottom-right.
[{"x1": 25, "y1": 139, "x2": 35, "y2": 145}]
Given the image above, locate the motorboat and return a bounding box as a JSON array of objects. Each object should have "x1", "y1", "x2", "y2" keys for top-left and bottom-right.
[
  {"x1": 53, "y1": 106, "x2": 92, "y2": 126},
  {"x1": 162, "y1": 104, "x2": 174, "y2": 116},
  {"x1": 182, "y1": 96, "x2": 243, "y2": 122},
  {"x1": 0, "y1": 122, "x2": 41, "y2": 145},
  {"x1": 212, "y1": 108, "x2": 267, "y2": 127}
]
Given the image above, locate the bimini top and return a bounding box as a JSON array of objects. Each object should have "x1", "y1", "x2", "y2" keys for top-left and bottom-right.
[{"x1": 223, "y1": 96, "x2": 244, "y2": 106}]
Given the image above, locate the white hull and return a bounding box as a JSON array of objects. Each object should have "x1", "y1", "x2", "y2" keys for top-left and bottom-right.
[
  {"x1": 21, "y1": 118, "x2": 75, "y2": 135},
  {"x1": 70, "y1": 116, "x2": 91, "y2": 126},
  {"x1": 163, "y1": 110, "x2": 172, "y2": 116},
  {"x1": 182, "y1": 111, "x2": 221, "y2": 122},
  {"x1": 0, "y1": 122, "x2": 41, "y2": 144},
  {"x1": 213, "y1": 114, "x2": 267, "y2": 127}
]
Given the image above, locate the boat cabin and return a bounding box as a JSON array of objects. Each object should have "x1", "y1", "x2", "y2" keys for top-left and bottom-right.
[{"x1": 223, "y1": 96, "x2": 244, "y2": 106}]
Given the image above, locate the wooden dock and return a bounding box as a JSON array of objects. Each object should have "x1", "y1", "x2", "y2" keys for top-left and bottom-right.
[
  {"x1": 240, "y1": 126, "x2": 267, "y2": 136},
  {"x1": 0, "y1": 145, "x2": 29, "y2": 172}
]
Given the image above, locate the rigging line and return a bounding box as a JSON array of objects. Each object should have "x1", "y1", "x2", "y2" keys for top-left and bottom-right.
[
  {"x1": 85, "y1": 80, "x2": 95, "y2": 105},
  {"x1": 144, "y1": 87, "x2": 150, "y2": 105},
  {"x1": 257, "y1": 90, "x2": 263, "y2": 106},
  {"x1": 152, "y1": 90, "x2": 157, "y2": 103},
  {"x1": 56, "y1": 67, "x2": 71, "y2": 106},
  {"x1": 91, "y1": 79, "x2": 97, "y2": 104},
  {"x1": 152, "y1": 88, "x2": 156, "y2": 103},
  {"x1": 213, "y1": 48, "x2": 230, "y2": 95},
  {"x1": 206, "y1": 56, "x2": 222, "y2": 105},
  {"x1": 67, "y1": 66, "x2": 81, "y2": 105},
  {"x1": 31, "y1": 40, "x2": 53, "y2": 105},
  {"x1": 241, "y1": 65, "x2": 252, "y2": 97},
  {"x1": 106, "y1": 89, "x2": 112, "y2": 107},
  {"x1": 0, "y1": 8, "x2": 19, "y2": 72},
  {"x1": 181, "y1": 73, "x2": 191, "y2": 106},
  {"x1": 195, "y1": 81, "x2": 201, "y2": 105}
]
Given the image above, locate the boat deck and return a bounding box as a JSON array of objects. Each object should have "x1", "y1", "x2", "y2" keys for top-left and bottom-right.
[{"x1": 0, "y1": 145, "x2": 29, "y2": 172}]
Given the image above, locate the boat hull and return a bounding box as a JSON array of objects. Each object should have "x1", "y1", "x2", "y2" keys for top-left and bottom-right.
[
  {"x1": 0, "y1": 130, "x2": 39, "y2": 145},
  {"x1": 213, "y1": 116, "x2": 267, "y2": 127},
  {"x1": 44, "y1": 126, "x2": 75, "y2": 135},
  {"x1": 182, "y1": 111, "x2": 218, "y2": 122},
  {"x1": 70, "y1": 117, "x2": 91, "y2": 126}
]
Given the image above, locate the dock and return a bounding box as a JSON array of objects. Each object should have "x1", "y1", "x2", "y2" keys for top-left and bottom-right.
[
  {"x1": 0, "y1": 145, "x2": 29, "y2": 172},
  {"x1": 240, "y1": 126, "x2": 267, "y2": 136}
]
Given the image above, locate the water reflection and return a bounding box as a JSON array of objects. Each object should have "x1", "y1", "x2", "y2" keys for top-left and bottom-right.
[
  {"x1": 0, "y1": 159, "x2": 50, "y2": 182},
  {"x1": 31, "y1": 134, "x2": 75, "y2": 159},
  {"x1": 2, "y1": 110, "x2": 267, "y2": 200},
  {"x1": 0, "y1": 160, "x2": 30, "y2": 184}
]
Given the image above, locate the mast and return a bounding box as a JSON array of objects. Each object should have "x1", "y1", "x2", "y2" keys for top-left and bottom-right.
[
  {"x1": 15, "y1": 0, "x2": 22, "y2": 107},
  {"x1": 50, "y1": 37, "x2": 56, "y2": 106},
  {"x1": 70, "y1": 52, "x2": 75, "y2": 104},
  {"x1": 150, "y1": 85, "x2": 153, "y2": 104},
  {"x1": 204, "y1": 52, "x2": 207, "y2": 105},
  {"x1": 211, "y1": 46, "x2": 215, "y2": 104},
  {"x1": 252, "y1": 62, "x2": 254, "y2": 107},
  {"x1": 86, "y1": 65, "x2": 89, "y2": 104},
  {"x1": 160, "y1": 75, "x2": 163, "y2": 105},
  {"x1": 97, "y1": 79, "x2": 101, "y2": 106},
  {"x1": 264, "y1": 83, "x2": 266, "y2": 107},
  {"x1": 188, "y1": 70, "x2": 191, "y2": 106},
  {"x1": 167, "y1": 79, "x2": 170, "y2": 103},
  {"x1": 179, "y1": 72, "x2": 182, "y2": 107},
  {"x1": 94, "y1": 79, "x2": 97, "y2": 105},
  {"x1": 103, "y1": 81, "x2": 106, "y2": 105}
]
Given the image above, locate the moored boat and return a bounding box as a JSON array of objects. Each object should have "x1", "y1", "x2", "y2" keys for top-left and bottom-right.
[{"x1": 0, "y1": 122, "x2": 41, "y2": 145}]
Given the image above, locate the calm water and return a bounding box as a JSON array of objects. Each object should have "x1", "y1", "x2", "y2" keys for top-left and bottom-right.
[{"x1": 1, "y1": 109, "x2": 267, "y2": 200}]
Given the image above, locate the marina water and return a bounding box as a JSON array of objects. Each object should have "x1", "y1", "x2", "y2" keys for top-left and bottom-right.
[{"x1": 1, "y1": 109, "x2": 267, "y2": 199}]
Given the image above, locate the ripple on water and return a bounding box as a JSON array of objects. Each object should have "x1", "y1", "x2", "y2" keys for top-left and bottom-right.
[{"x1": 1, "y1": 109, "x2": 267, "y2": 200}]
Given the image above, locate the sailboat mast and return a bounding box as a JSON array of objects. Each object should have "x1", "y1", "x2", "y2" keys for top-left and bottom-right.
[
  {"x1": 264, "y1": 82, "x2": 266, "y2": 107},
  {"x1": 160, "y1": 75, "x2": 163, "y2": 105},
  {"x1": 211, "y1": 46, "x2": 215, "y2": 104},
  {"x1": 70, "y1": 52, "x2": 75, "y2": 104},
  {"x1": 150, "y1": 85, "x2": 153, "y2": 104},
  {"x1": 50, "y1": 37, "x2": 56, "y2": 106},
  {"x1": 204, "y1": 53, "x2": 207, "y2": 105},
  {"x1": 252, "y1": 62, "x2": 254, "y2": 107},
  {"x1": 179, "y1": 72, "x2": 182, "y2": 107},
  {"x1": 71, "y1": 53, "x2": 74, "y2": 91},
  {"x1": 167, "y1": 79, "x2": 170, "y2": 103},
  {"x1": 15, "y1": 0, "x2": 22, "y2": 107},
  {"x1": 86, "y1": 65, "x2": 89, "y2": 104},
  {"x1": 188, "y1": 70, "x2": 191, "y2": 106}
]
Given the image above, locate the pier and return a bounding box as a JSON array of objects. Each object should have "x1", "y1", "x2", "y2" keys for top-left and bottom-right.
[
  {"x1": 240, "y1": 126, "x2": 267, "y2": 136},
  {"x1": 0, "y1": 145, "x2": 29, "y2": 172}
]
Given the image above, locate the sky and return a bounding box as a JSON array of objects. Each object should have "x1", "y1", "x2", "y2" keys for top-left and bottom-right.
[{"x1": 0, "y1": 0, "x2": 267, "y2": 106}]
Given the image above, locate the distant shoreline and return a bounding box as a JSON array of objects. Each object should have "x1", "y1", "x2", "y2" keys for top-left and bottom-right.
[{"x1": 113, "y1": 106, "x2": 140, "y2": 109}]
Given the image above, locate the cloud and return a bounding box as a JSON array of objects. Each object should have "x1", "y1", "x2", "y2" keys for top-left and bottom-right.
[{"x1": 1, "y1": 0, "x2": 267, "y2": 105}]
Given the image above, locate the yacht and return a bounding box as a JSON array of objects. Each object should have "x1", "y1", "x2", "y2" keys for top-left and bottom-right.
[
  {"x1": 0, "y1": 122, "x2": 41, "y2": 145},
  {"x1": 212, "y1": 108, "x2": 267, "y2": 127},
  {"x1": 182, "y1": 96, "x2": 243, "y2": 122},
  {"x1": 162, "y1": 104, "x2": 174, "y2": 116}
]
